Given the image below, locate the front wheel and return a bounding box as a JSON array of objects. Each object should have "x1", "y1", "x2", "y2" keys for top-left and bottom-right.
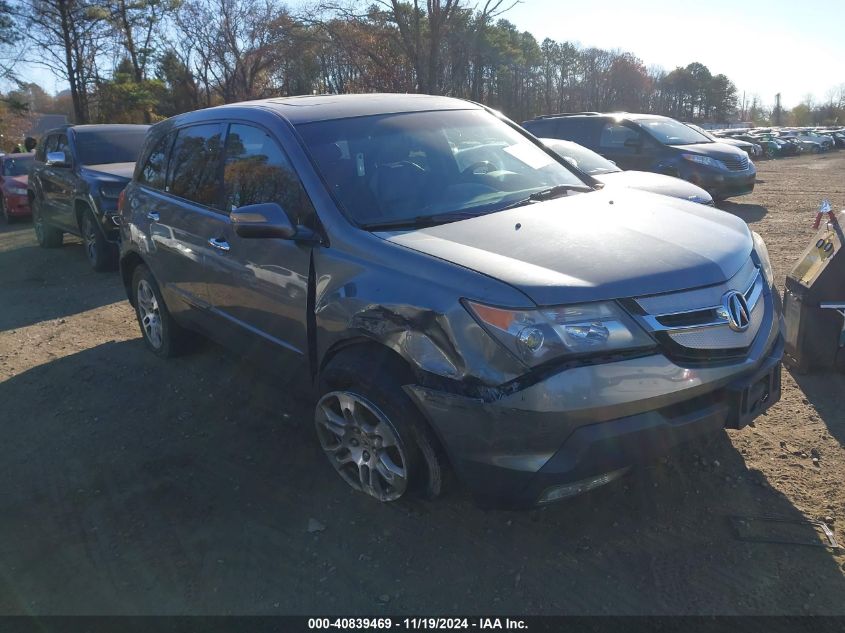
[
  {"x1": 316, "y1": 355, "x2": 445, "y2": 503},
  {"x1": 32, "y1": 197, "x2": 63, "y2": 248},
  {"x1": 81, "y1": 210, "x2": 117, "y2": 271}
]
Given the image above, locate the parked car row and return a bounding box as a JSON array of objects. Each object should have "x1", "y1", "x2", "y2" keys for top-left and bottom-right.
[
  {"x1": 710, "y1": 126, "x2": 844, "y2": 157},
  {"x1": 17, "y1": 95, "x2": 784, "y2": 508},
  {"x1": 522, "y1": 112, "x2": 757, "y2": 201}
]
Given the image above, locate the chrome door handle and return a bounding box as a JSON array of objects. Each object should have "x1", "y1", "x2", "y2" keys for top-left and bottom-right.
[
  {"x1": 146, "y1": 211, "x2": 160, "y2": 221},
  {"x1": 208, "y1": 237, "x2": 230, "y2": 252}
]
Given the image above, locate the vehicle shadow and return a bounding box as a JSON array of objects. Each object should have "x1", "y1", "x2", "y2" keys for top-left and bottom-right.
[
  {"x1": 0, "y1": 225, "x2": 126, "y2": 332},
  {"x1": 717, "y1": 201, "x2": 768, "y2": 223},
  {"x1": 791, "y1": 372, "x2": 845, "y2": 451},
  {"x1": 1, "y1": 339, "x2": 844, "y2": 615}
]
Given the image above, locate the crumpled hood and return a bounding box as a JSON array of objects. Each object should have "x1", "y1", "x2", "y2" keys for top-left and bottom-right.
[
  {"x1": 594, "y1": 170, "x2": 712, "y2": 203},
  {"x1": 382, "y1": 188, "x2": 752, "y2": 306},
  {"x1": 80, "y1": 162, "x2": 135, "y2": 181}
]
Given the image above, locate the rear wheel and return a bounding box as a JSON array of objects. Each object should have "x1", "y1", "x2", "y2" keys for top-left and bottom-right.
[
  {"x1": 32, "y1": 197, "x2": 63, "y2": 248},
  {"x1": 81, "y1": 210, "x2": 117, "y2": 271},
  {"x1": 131, "y1": 264, "x2": 193, "y2": 358}
]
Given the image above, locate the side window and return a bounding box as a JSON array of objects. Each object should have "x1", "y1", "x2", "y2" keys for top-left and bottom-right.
[
  {"x1": 167, "y1": 124, "x2": 224, "y2": 208},
  {"x1": 42, "y1": 135, "x2": 58, "y2": 157},
  {"x1": 223, "y1": 123, "x2": 314, "y2": 225},
  {"x1": 599, "y1": 123, "x2": 640, "y2": 149},
  {"x1": 556, "y1": 119, "x2": 599, "y2": 146},
  {"x1": 139, "y1": 132, "x2": 173, "y2": 190},
  {"x1": 55, "y1": 134, "x2": 69, "y2": 154}
]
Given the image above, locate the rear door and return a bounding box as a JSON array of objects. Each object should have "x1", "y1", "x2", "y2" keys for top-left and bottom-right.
[
  {"x1": 202, "y1": 121, "x2": 314, "y2": 373},
  {"x1": 139, "y1": 123, "x2": 225, "y2": 317}
]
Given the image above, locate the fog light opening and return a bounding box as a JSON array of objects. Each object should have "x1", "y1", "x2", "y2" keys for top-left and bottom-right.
[{"x1": 537, "y1": 467, "x2": 630, "y2": 504}]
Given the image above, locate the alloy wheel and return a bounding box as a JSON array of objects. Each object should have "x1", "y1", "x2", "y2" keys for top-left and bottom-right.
[
  {"x1": 33, "y1": 204, "x2": 44, "y2": 242},
  {"x1": 136, "y1": 279, "x2": 163, "y2": 349},
  {"x1": 83, "y1": 214, "x2": 98, "y2": 264},
  {"x1": 315, "y1": 391, "x2": 408, "y2": 501}
]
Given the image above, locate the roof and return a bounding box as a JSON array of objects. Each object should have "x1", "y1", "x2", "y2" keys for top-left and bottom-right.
[
  {"x1": 68, "y1": 124, "x2": 151, "y2": 133},
  {"x1": 211, "y1": 93, "x2": 481, "y2": 125},
  {"x1": 39, "y1": 123, "x2": 152, "y2": 138}
]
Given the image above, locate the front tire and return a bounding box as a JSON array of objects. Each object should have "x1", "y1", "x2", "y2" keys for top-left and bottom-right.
[
  {"x1": 0, "y1": 197, "x2": 11, "y2": 224},
  {"x1": 32, "y1": 197, "x2": 63, "y2": 248},
  {"x1": 316, "y1": 354, "x2": 444, "y2": 503},
  {"x1": 131, "y1": 264, "x2": 193, "y2": 358},
  {"x1": 81, "y1": 210, "x2": 117, "y2": 272}
]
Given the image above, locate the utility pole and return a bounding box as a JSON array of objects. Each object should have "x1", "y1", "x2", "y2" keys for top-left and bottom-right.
[{"x1": 774, "y1": 93, "x2": 782, "y2": 125}]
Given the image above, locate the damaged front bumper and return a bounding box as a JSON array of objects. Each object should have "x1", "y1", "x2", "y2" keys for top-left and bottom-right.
[{"x1": 405, "y1": 322, "x2": 784, "y2": 508}]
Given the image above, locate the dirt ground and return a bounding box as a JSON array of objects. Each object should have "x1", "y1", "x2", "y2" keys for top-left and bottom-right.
[{"x1": 1, "y1": 153, "x2": 844, "y2": 615}]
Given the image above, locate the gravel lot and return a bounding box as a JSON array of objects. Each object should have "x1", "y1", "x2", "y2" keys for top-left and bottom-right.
[{"x1": 1, "y1": 152, "x2": 844, "y2": 615}]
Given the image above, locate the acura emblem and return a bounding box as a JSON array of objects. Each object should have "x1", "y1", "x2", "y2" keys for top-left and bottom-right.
[{"x1": 721, "y1": 290, "x2": 750, "y2": 332}]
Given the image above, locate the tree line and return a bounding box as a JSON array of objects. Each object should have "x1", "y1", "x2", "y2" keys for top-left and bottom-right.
[{"x1": 0, "y1": 0, "x2": 842, "y2": 135}]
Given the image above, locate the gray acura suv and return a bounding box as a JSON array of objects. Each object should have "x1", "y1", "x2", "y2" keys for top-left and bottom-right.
[{"x1": 119, "y1": 94, "x2": 783, "y2": 507}]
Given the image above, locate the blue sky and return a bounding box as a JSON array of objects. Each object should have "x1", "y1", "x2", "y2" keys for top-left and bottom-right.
[
  {"x1": 11, "y1": 0, "x2": 844, "y2": 109},
  {"x1": 505, "y1": 0, "x2": 844, "y2": 108}
]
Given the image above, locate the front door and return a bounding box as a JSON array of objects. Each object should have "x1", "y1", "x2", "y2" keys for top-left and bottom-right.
[
  {"x1": 40, "y1": 133, "x2": 77, "y2": 230},
  {"x1": 597, "y1": 122, "x2": 654, "y2": 171},
  {"x1": 202, "y1": 122, "x2": 314, "y2": 376}
]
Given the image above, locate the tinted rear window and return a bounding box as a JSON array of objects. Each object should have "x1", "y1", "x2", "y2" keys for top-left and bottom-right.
[
  {"x1": 167, "y1": 124, "x2": 224, "y2": 208},
  {"x1": 75, "y1": 128, "x2": 149, "y2": 165},
  {"x1": 553, "y1": 118, "x2": 600, "y2": 146},
  {"x1": 139, "y1": 133, "x2": 174, "y2": 191}
]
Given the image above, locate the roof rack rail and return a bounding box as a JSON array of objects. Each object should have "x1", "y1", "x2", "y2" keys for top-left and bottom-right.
[{"x1": 535, "y1": 112, "x2": 602, "y2": 119}]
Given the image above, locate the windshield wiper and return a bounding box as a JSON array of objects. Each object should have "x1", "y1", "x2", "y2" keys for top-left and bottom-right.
[
  {"x1": 497, "y1": 184, "x2": 593, "y2": 212},
  {"x1": 362, "y1": 210, "x2": 485, "y2": 231}
]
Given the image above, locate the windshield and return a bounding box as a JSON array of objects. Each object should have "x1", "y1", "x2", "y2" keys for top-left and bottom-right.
[
  {"x1": 541, "y1": 139, "x2": 620, "y2": 175},
  {"x1": 636, "y1": 118, "x2": 712, "y2": 146},
  {"x1": 686, "y1": 123, "x2": 717, "y2": 141},
  {"x1": 3, "y1": 156, "x2": 33, "y2": 176},
  {"x1": 296, "y1": 109, "x2": 588, "y2": 228},
  {"x1": 74, "y1": 128, "x2": 149, "y2": 165}
]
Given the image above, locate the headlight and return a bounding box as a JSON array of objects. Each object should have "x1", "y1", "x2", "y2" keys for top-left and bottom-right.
[
  {"x1": 8, "y1": 187, "x2": 27, "y2": 195},
  {"x1": 465, "y1": 300, "x2": 654, "y2": 367},
  {"x1": 682, "y1": 154, "x2": 724, "y2": 169},
  {"x1": 752, "y1": 231, "x2": 774, "y2": 287},
  {"x1": 100, "y1": 183, "x2": 125, "y2": 199}
]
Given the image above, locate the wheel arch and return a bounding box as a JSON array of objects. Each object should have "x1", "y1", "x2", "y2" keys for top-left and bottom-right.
[
  {"x1": 317, "y1": 337, "x2": 453, "y2": 497},
  {"x1": 120, "y1": 250, "x2": 147, "y2": 306}
]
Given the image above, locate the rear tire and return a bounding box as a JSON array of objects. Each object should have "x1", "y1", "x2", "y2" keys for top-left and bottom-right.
[
  {"x1": 316, "y1": 352, "x2": 446, "y2": 503},
  {"x1": 131, "y1": 264, "x2": 194, "y2": 358},
  {"x1": 32, "y1": 197, "x2": 63, "y2": 248},
  {"x1": 1, "y1": 197, "x2": 10, "y2": 224},
  {"x1": 81, "y1": 209, "x2": 117, "y2": 272}
]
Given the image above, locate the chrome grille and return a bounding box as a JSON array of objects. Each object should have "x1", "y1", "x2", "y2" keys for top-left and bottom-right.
[
  {"x1": 723, "y1": 154, "x2": 749, "y2": 171},
  {"x1": 634, "y1": 260, "x2": 765, "y2": 357}
]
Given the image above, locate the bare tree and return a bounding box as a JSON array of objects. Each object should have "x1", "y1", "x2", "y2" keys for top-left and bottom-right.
[{"x1": 20, "y1": 0, "x2": 107, "y2": 122}]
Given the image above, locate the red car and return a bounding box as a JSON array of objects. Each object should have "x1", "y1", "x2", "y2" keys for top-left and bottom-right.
[{"x1": 0, "y1": 153, "x2": 34, "y2": 222}]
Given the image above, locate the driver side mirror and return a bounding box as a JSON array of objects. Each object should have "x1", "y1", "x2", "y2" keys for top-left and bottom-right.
[
  {"x1": 231, "y1": 203, "x2": 297, "y2": 239},
  {"x1": 46, "y1": 151, "x2": 70, "y2": 167}
]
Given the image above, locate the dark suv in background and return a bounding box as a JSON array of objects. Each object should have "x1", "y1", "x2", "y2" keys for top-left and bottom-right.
[
  {"x1": 118, "y1": 95, "x2": 782, "y2": 508},
  {"x1": 27, "y1": 124, "x2": 150, "y2": 270},
  {"x1": 523, "y1": 113, "x2": 756, "y2": 201}
]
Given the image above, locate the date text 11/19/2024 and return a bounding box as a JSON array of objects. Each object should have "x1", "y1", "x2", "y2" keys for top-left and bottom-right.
[{"x1": 308, "y1": 618, "x2": 528, "y2": 630}]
